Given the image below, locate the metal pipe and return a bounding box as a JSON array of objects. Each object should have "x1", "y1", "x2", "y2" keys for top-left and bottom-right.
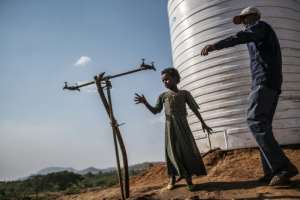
[
  {"x1": 63, "y1": 60, "x2": 155, "y2": 91},
  {"x1": 64, "y1": 60, "x2": 155, "y2": 199},
  {"x1": 207, "y1": 133, "x2": 212, "y2": 151},
  {"x1": 224, "y1": 129, "x2": 229, "y2": 150}
]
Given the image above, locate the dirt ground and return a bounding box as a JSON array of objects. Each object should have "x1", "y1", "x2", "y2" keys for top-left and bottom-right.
[{"x1": 58, "y1": 145, "x2": 300, "y2": 200}]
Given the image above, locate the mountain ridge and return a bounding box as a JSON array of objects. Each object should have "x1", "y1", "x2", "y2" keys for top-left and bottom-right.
[{"x1": 35, "y1": 161, "x2": 161, "y2": 176}]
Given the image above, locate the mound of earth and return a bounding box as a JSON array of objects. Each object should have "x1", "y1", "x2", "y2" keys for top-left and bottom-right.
[{"x1": 58, "y1": 145, "x2": 300, "y2": 200}]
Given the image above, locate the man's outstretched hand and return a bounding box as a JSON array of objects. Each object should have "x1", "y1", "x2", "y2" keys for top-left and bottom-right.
[{"x1": 201, "y1": 44, "x2": 216, "y2": 56}]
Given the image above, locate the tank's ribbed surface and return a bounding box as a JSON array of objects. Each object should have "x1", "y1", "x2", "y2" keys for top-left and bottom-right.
[{"x1": 168, "y1": 0, "x2": 300, "y2": 152}]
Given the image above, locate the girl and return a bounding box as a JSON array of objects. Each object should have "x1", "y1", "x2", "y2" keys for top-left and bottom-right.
[{"x1": 134, "y1": 68, "x2": 212, "y2": 191}]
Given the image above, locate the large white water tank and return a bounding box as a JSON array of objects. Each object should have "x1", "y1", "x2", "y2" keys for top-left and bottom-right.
[{"x1": 168, "y1": 0, "x2": 300, "y2": 152}]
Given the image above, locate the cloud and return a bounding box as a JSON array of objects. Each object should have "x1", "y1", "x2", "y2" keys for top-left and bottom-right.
[{"x1": 74, "y1": 56, "x2": 91, "y2": 66}]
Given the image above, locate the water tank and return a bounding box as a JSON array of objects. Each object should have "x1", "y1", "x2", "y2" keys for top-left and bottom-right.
[{"x1": 167, "y1": 0, "x2": 300, "y2": 152}]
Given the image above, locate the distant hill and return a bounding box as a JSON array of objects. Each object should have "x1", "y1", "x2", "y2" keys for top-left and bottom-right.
[
  {"x1": 37, "y1": 167, "x2": 78, "y2": 175},
  {"x1": 35, "y1": 162, "x2": 161, "y2": 176},
  {"x1": 78, "y1": 167, "x2": 101, "y2": 175},
  {"x1": 36, "y1": 166, "x2": 100, "y2": 176}
]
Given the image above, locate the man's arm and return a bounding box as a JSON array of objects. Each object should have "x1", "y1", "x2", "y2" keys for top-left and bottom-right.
[{"x1": 201, "y1": 22, "x2": 267, "y2": 55}]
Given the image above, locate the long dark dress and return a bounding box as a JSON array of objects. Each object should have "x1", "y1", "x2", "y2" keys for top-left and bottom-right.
[{"x1": 150, "y1": 90, "x2": 207, "y2": 177}]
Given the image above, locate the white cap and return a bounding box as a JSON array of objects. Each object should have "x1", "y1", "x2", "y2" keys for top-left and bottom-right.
[{"x1": 233, "y1": 6, "x2": 261, "y2": 24}]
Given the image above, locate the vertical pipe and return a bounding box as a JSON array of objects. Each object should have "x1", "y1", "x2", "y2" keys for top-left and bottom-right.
[
  {"x1": 207, "y1": 133, "x2": 212, "y2": 150},
  {"x1": 224, "y1": 129, "x2": 229, "y2": 150}
]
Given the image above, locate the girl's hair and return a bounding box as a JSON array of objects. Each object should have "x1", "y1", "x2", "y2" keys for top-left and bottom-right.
[{"x1": 161, "y1": 68, "x2": 181, "y2": 83}]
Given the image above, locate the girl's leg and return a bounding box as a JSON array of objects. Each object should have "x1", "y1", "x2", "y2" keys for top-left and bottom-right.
[
  {"x1": 185, "y1": 176, "x2": 192, "y2": 184},
  {"x1": 166, "y1": 175, "x2": 176, "y2": 190},
  {"x1": 169, "y1": 175, "x2": 176, "y2": 185},
  {"x1": 185, "y1": 176, "x2": 195, "y2": 191}
]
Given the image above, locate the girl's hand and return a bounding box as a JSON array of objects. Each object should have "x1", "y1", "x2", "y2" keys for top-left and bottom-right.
[
  {"x1": 134, "y1": 93, "x2": 147, "y2": 104},
  {"x1": 202, "y1": 123, "x2": 213, "y2": 135}
]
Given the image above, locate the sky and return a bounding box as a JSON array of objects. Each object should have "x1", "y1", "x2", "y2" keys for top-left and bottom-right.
[{"x1": 0, "y1": 0, "x2": 172, "y2": 181}]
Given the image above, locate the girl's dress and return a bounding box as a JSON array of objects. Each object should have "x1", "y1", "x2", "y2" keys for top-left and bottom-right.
[{"x1": 151, "y1": 90, "x2": 207, "y2": 177}]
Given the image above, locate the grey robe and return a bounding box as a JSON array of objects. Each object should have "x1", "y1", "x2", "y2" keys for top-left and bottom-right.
[{"x1": 151, "y1": 90, "x2": 207, "y2": 177}]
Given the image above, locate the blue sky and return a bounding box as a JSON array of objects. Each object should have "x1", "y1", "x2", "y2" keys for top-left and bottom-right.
[{"x1": 0, "y1": 0, "x2": 172, "y2": 180}]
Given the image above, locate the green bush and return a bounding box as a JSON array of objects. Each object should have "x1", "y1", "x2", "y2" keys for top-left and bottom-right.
[{"x1": 64, "y1": 185, "x2": 81, "y2": 195}]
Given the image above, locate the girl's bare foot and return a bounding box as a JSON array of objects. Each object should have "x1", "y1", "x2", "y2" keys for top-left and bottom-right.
[{"x1": 166, "y1": 176, "x2": 176, "y2": 190}]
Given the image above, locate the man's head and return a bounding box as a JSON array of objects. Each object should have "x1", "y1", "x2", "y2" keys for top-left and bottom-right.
[{"x1": 233, "y1": 7, "x2": 261, "y2": 26}]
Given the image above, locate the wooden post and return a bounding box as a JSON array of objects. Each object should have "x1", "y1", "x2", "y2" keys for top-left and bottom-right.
[{"x1": 95, "y1": 76, "x2": 130, "y2": 199}]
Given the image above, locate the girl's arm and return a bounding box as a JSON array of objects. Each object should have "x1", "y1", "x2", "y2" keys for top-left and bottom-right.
[
  {"x1": 185, "y1": 91, "x2": 213, "y2": 134},
  {"x1": 134, "y1": 93, "x2": 163, "y2": 114}
]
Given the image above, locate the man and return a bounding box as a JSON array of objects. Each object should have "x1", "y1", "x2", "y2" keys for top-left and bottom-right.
[{"x1": 201, "y1": 7, "x2": 298, "y2": 186}]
